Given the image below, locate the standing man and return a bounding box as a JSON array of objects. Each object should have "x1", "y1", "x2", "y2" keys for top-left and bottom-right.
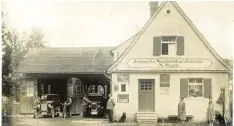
[
  {"x1": 178, "y1": 97, "x2": 186, "y2": 123},
  {"x1": 106, "y1": 94, "x2": 115, "y2": 123},
  {"x1": 82, "y1": 93, "x2": 92, "y2": 117},
  {"x1": 66, "y1": 96, "x2": 72, "y2": 117},
  {"x1": 207, "y1": 97, "x2": 215, "y2": 126},
  {"x1": 33, "y1": 97, "x2": 41, "y2": 118}
]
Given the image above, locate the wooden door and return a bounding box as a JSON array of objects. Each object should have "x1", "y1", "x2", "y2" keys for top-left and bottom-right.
[{"x1": 138, "y1": 79, "x2": 155, "y2": 112}]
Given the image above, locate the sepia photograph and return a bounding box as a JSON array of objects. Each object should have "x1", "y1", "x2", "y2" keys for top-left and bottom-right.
[{"x1": 1, "y1": 1, "x2": 233, "y2": 126}]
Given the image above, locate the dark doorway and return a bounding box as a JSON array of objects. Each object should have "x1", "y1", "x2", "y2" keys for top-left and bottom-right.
[{"x1": 38, "y1": 79, "x2": 67, "y2": 102}]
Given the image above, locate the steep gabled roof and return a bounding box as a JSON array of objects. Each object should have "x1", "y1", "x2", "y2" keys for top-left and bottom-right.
[
  {"x1": 108, "y1": 1, "x2": 231, "y2": 72},
  {"x1": 17, "y1": 47, "x2": 114, "y2": 74}
]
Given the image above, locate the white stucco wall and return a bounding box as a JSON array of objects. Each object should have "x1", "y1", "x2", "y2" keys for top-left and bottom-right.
[
  {"x1": 109, "y1": 2, "x2": 230, "y2": 122},
  {"x1": 112, "y1": 2, "x2": 227, "y2": 71},
  {"x1": 112, "y1": 72, "x2": 229, "y2": 122}
]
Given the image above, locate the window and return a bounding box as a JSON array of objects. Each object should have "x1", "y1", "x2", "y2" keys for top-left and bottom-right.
[
  {"x1": 97, "y1": 85, "x2": 104, "y2": 94},
  {"x1": 140, "y1": 81, "x2": 153, "y2": 90},
  {"x1": 121, "y1": 84, "x2": 126, "y2": 92},
  {"x1": 161, "y1": 36, "x2": 177, "y2": 56},
  {"x1": 166, "y1": 9, "x2": 171, "y2": 15},
  {"x1": 76, "y1": 79, "x2": 83, "y2": 96},
  {"x1": 153, "y1": 36, "x2": 184, "y2": 56},
  {"x1": 160, "y1": 74, "x2": 170, "y2": 87},
  {"x1": 188, "y1": 78, "x2": 204, "y2": 97},
  {"x1": 26, "y1": 81, "x2": 34, "y2": 97},
  {"x1": 88, "y1": 85, "x2": 96, "y2": 93}
]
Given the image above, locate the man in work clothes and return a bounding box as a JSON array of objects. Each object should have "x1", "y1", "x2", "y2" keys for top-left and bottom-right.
[
  {"x1": 66, "y1": 96, "x2": 72, "y2": 117},
  {"x1": 82, "y1": 93, "x2": 92, "y2": 117},
  {"x1": 106, "y1": 94, "x2": 115, "y2": 123},
  {"x1": 178, "y1": 97, "x2": 186, "y2": 123}
]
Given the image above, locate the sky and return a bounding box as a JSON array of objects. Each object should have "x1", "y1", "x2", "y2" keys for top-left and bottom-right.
[{"x1": 2, "y1": 1, "x2": 234, "y2": 59}]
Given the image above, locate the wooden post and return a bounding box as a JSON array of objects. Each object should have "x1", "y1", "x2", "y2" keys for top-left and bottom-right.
[{"x1": 221, "y1": 88, "x2": 225, "y2": 118}]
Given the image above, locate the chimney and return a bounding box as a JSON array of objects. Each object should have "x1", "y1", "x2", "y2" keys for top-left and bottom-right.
[{"x1": 149, "y1": 1, "x2": 159, "y2": 18}]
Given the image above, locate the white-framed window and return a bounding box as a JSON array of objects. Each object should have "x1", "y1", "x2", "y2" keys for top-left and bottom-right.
[
  {"x1": 120, "y1": 83, "x2": 127, "y2": 92},
  {"x1": 161, "y1": 36, "x2": 177, "y2": 56},
  {"x1": 188, "y1": 78, "x2": 204, "y2": 97},
  {"x1": 75, "y1": 79, "x2": 83, "y2": 96}
]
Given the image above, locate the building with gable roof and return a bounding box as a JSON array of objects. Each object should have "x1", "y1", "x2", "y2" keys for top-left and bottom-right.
[
  {"x1": 107, "y1": 1, "x2": 231, "y2": 122},
  {"x1": 16, "y1": 1, "x2": 231, "y2": 122}
]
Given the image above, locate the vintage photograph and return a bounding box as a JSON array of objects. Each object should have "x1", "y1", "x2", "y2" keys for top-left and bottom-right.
[{"x1": 1, "y1": 1, "x2": 233, "y2": 126}]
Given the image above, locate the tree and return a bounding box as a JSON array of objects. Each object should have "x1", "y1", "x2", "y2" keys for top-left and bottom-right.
[{"x1": 2, "y1": 16, "x2": 47, "y2": 98}]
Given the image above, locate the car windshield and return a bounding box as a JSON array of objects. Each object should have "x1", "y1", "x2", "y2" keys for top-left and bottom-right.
[{"x1": 47, "y1": 95, "x2": 60, "y2": 102}]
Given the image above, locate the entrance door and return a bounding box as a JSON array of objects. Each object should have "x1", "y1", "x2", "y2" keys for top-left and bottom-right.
[{"x1": 138, "y1": 79, "x2": 155, "y2": 112}]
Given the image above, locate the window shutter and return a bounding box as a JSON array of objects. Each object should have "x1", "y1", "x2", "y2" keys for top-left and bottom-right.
[
  {"x1": 204, "y1": 79, "x2": 212, "y2": 98},
  {"x1": 177, "y1": 36, "x2": 184, "y2": 55},
  {"x1": 180, "y1": 78, "x2": 188, "y2": 98},
  {"x1": 153, "y1": 37, "x2": 161, "y2": 56}
]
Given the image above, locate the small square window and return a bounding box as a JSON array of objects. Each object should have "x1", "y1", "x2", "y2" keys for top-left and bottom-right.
[
  {"x1": 166, "y1": 9, "x2": 171, "y2": 14},
  {"x1": 121, "y1": 84, "x2": 126, "y2": 92}
]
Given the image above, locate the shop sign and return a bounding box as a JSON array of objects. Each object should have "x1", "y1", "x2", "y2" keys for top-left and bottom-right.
[
  {"x1": 128, "y1": 58, "x2": 212, "y2": 68},
  {"x1": 117, "y1": 94, "x2": 129, "y2": 103},
  {"x1": 160, "y1": 87, "x2": 169, "y2": 94},
  {"x1": 117, "y1": 73, "x2": 129, "y2": 82}
]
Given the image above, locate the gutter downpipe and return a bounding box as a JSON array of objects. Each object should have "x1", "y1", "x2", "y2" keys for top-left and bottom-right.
[{"x1": 104, "y1": 70, "x2": 112, "y2": 95}]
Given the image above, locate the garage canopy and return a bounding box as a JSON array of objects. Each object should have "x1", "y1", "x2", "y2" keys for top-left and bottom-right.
[{"x1": 17, "y1": 47, "x2": 114, "y2": 74}]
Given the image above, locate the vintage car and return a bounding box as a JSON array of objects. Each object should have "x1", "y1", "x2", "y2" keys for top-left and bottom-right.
[
  {"x1": 40, "y1": 94, "x2": 61, "y2": 118},
  {"x1": 83, "y1": 85, "x2": 106, "y2": 117},
  {"x1": 83, "y1": 92, "x2": 105, "y2": 117}
]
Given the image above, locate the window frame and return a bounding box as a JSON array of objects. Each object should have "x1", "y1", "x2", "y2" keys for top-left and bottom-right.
[
  {"x1": 165, "y1": 8, "x2": 171, "y2": 15},
  {"x1": 26, "y1": 80, "x2": 34, "y2": 97},
  {"x1": 161, "y1": 36, "x2": 177, "y2": 56},
  {"x1": 166, "y1": 9, "x2": 171, "y2": 15},
  {"x1": 120, "y1": 83, "x2": 127, "y2": 92},
  {"x1": 140, "y1": 81, "x2": 153, "y2": 91},
  {"x1": 188, "y1": 78, "x2": 204, "y2": 98}
]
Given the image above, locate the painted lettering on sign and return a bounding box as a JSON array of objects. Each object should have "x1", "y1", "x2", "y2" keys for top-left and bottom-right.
[{"x1": 127, "y1": 58, "x2": 212, "y2": 68}]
